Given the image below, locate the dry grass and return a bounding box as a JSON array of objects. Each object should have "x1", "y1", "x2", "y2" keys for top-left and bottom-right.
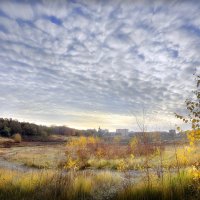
[
  {"x1": 64, "y1": 138, "x2": 200, "y2": 170},
  {"x1": 0, "y1": 137, "x2": 14, "y2": 143},
  {"x1": 0, "y1": 168, "x2": 199, "y2": 200},
  {"x1": 0, "y1": 168, "x2": 122, "y2": 200},
  {"x1": 1, "y1": 139, "x2": 200, "y2": 170},
  {"x1": 1, "y1": 144, "x2": 65, "y2": 169},
  {"x1": 0, "y1": 138, "x2": 199, "y2": 199}
]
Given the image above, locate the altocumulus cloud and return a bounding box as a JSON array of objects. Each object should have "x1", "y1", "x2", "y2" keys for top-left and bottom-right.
[{"x1": 0, "y1": 0, "x2": 199, "y2": 130}]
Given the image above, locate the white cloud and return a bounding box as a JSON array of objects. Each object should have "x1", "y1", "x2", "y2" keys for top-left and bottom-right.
[
  {"x1": 0, "y1": 1, "x2": 34, "y2": 20},
  {"x1": 0, "y1": 0, "x2": 199, "y2": 130}
]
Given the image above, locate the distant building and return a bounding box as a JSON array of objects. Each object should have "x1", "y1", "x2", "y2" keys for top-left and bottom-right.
[
  {"x1": 116, "y1": 129, "x2": 129, "y2": 136},
  {"x1": 98, "y1": 127, "x2": 109, "y2": 135}
]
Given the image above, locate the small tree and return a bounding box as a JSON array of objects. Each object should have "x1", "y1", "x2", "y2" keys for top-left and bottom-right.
[{"x1": 13, "y1": 133, "x2": 22, "y2": 143}]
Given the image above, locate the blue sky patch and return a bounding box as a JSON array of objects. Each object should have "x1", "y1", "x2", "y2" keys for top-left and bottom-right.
[{"x1": 48, "y1": 15, "x2": 62, "y2": 26}]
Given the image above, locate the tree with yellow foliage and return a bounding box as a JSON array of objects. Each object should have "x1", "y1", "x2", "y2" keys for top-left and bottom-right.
[
  {"x1": 65, "y1": 136, "x2": 100, "y2": 170},
  {"x1": 175, "y1": 74, "x2": 200, "y2": 145},
  {"x1": 175, "y1": 74, "x2": 200, "y2": 182}
]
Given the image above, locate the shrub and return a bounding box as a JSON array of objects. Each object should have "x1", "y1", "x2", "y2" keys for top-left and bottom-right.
[{"x1": 12, "y1": 133, "x2": 22, "y2": 143}]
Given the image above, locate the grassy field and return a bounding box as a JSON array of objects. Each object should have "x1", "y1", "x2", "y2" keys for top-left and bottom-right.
[
  {"x1": 0, "y1": 136, "x2": 200, "y2": 170},
  {"x1": 0, "y1": 136, "x2": 200, "y2": 199},
  {"x1": 1, "y1": 144, "x2": 65, "y2": 169},
  {"x1": 0, "y1": 136, "x2": 67, "y2": 169}
]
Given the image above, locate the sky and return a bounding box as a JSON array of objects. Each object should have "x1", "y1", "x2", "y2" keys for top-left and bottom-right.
[{"x1": 0, "y1": 0, "x2": 199, "y2": 131}]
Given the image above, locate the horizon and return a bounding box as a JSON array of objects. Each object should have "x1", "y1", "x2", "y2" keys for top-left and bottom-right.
[
  {"x1": 0, "y1": 0, "x2": 200, "y2": 131},
  {"x1": 0, "y1": 117, "x2": 180, "y2": 133}
]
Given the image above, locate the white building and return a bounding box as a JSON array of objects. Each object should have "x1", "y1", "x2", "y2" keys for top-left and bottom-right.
[{"x1": 116, "y1": 129, "x2": 129, "y2": 136}]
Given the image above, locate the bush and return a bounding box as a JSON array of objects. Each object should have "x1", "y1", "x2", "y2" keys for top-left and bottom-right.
[{"x1": 12, "y1": 133, "x2": 22, "y2": 143}]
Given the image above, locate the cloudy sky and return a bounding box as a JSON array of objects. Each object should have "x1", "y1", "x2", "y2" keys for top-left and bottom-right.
[{"x1": 0, "y1": 0, "x2": 199, "y2": 131}]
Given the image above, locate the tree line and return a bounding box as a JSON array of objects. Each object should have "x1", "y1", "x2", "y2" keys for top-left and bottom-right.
[{"x1": 0, "y1": 118, "x2": 100, "y2": 137}]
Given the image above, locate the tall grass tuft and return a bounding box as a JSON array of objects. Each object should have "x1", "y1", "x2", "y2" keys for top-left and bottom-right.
[{"x1": 0, "y1": 168, "x2": 199, "y2": 200}]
